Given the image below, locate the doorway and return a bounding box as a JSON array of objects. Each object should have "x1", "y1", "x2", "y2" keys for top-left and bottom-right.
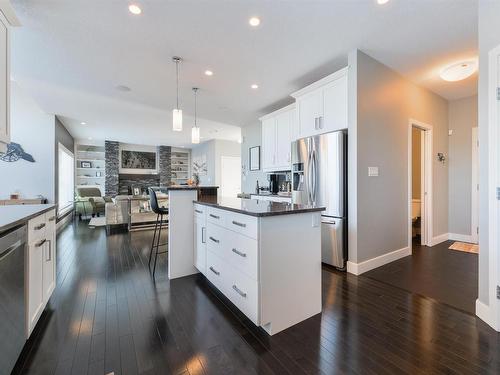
[
  {"x1": 471, "y1": 127, "x2": 479, "y2": 244},
  {"x1": 408, "y1": 119, "x2": 433, "y2": 248},
  {"x1": 220, "y1": 156, "x2": 241, "y2": 198}
]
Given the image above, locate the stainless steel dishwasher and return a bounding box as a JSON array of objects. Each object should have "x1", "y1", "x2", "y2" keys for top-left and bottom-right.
[{"x1": 0, "y1": 225, "x2": 27, "y2": 375}]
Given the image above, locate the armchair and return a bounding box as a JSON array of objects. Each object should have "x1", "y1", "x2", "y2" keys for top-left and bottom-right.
[{"x1": 75, "y1": 187, "x2": 111, "y2": 220}]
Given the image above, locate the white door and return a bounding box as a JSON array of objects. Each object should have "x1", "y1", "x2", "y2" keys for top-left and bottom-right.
[
  {"x1": 42, "y1": 239, "x2": 55, "y2": 303},
  {"x1": 471, "y1": 127, "x2": 479, "y2": 244},
  {"x1": 194, "y1": 216, "x2": 206, "y2": 274},
  {"x1": 28, "y1": 241, "x2": 44, "y2": 335},
  {"x1": 323, "y1": 75, "x2": 348, "y2": 133},
  {"x1": 298, "y1": 90, "x2": 322, "y2": 138},
  {"x1": 275, "y1": 111, "x2": 291, "y2": 170},
  {"x1": 221, "y1": 156, "x2": 241, "y2": 198},
  {"x1": 261, "y1": 118, "x2": 276, "y2": 170}
]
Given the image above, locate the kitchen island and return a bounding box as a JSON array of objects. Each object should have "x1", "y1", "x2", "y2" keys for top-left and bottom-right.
[{"x1": 192, "y1": 197, "x2": 324, "y2": 335}]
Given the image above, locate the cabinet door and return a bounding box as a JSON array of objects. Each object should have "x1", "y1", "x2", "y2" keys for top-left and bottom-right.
[
  {"x1": 27, "y1": 240, "x2": 44, "y2": 336},
  {"x1": 298, "y1": 90, "x2": 322, "y2": 138},
  {"x1": 261, "y1": 118, "x2": 276, "y2": 171},
  {"x1": 322, "y1": 75, "x2": 348, "y2": 133},
  {"x1": 275, "y1": 111, "x2": 291, "y2": 170},
  {"x1": 42, "y1": 238, "x2": 55, "y2": 303},
  {"x1": 0, "y1": 14, "x2": 8, "y2": 146},
  {"x1": 194, "y1": 216, "x2": 206, "y2": 274}
]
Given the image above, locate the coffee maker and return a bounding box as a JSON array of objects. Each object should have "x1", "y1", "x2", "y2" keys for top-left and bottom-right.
[{"x1": 268, "y1": 174, "x2": 280, "y2": 194}]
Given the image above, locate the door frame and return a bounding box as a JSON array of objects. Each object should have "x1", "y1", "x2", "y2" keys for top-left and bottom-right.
[
  {"x1": 408, "y1": 119, "x2": 433, "y2": 249},
  {"x1": 471, "y1": 127, "x2": 479, "y2": 244},
  {"x1": 220, "y1": 156, "x2": 242, "y2": 198}
]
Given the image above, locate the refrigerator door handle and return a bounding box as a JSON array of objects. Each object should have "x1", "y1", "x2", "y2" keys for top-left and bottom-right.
[
  {"x1": 311, "y1": 149, "x2": 317, "y2": 204},
  {"x1": 307, "y1": 148, "x2": 313, "y2": 205}
]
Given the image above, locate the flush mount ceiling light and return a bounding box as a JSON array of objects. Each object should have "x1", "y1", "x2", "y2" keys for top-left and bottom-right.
[
  {"x1": 204, "y1": 70, "x2": 213, "y2": 76},
  {"x1": 191, "y1": 87, "x2": 200, "y2": 144},
  {"x1": 128, "y1": 4, "x2": 142, "y2": 14},
  {"x1": 251, "y1": 84, "x2": 259, "y2": 89},
  {"x1": 377, "y1": 0, "x2": 389, "y2": 4},
  {"x1": 80, "y1": 121, "x2": 86, "y2": 125},
  {"x1": 249, "y1": 17, "x2": 260, "y2": 27},
  {"x1": 440, "y1": 60, "x2": 478, "y2": 82},
  {"x1": 116, "y1": 85, "x2": 131, "y2": 92},
  {"x1": 172, "y1": 56, "x2": 183, "y2": 132}
]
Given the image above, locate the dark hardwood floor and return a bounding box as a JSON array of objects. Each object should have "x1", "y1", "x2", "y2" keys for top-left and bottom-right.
[
  {"x1": 14, "y1": 222, "x2": 499, "y2": 375},
  {"x1": 364, "y1": 239, "x2": 478, "y2": 314}
]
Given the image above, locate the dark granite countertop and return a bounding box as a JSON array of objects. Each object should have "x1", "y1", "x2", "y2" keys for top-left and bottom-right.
[
  {"x1": 250, "y1": 193, "x2": 292, "y2": 198},
  {"x1": 168, "y1": 185, "x2": 218, "y2": 191},
  {"x1": 193, "y1": 197, "x2": 324, "y2": 217},
  {"x1": 0, "y1": 204, "x2": 56, "y2": 233}
]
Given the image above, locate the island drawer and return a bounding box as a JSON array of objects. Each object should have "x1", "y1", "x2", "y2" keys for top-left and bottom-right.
[
  {"x1": 28, "y1": 213, "x2": 47, "y2": 243},
  {"x1": 193, "y1": 204, "x2": 206, "y2": 219},
  {"x1": 207, "y1": 207, "x2": 225, "y2": 226},
  {"x1": 206, "y1": 222, "x2": 225, "y2": 256},
  {"x1": 225, "y1": 211, "x2": 258, "y2": 240},
  {"x1": 226, "y1": 230, "x2": 258, "y2": 281},
  {"x1": 226, "y1": 265, "x2": 259, "y2": 325},
  {"x1": 206, "y1": 249, "x2": 226, "y2": 292}
]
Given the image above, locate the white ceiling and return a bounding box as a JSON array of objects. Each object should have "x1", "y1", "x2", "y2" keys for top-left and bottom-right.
[{"x1": 10, "y1": 0, "x2": 477, "y2": 146}]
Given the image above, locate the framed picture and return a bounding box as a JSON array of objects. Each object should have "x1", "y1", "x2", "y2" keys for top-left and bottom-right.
[
  {"x1": 121, "y1": 150, "x2": 156, "y2": 170},
  {"x1": 80, "y1": 161, "x2": 92, "y2": 168},
  {"x1": 249, "y1": 146, "x2": 260, "y2": 171},
  {"x1": 132, "y1": 187, "x2": 141, "y2": 196},
  {"x1": 96, "y1": 171, "x2": 103, "y2": 177}
]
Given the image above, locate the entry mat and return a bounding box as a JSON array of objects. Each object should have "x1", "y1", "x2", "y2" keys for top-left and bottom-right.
[
  {"x1": 89, "y1": 216, "x2": 106, "y2": 227},
  {"x1": 449, "y1": 241, "x2": 479, "y2": 254}
]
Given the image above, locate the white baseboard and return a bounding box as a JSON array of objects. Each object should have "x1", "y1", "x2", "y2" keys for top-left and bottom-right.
[
  {"x1": 448, "y1": 233, "x2": 474, "y2": 243},
  {"x1": 56, "y1": 212, "x2": 73, "y2": 232},
  {"x1": 475, "y1": 299, "x2": 498, "y2": 330},
  {"x1": 347, "y1": 246, "x2": 411, "y2": 275},
  {"x1": 430, "y1": 233, "x2": 449, "y2": 246}
]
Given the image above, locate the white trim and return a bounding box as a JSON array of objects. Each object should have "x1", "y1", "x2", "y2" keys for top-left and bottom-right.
[
  {"x1": 56, "y1": 212, "x2": 73, "y2": 233},
  {"x1": 430, "y1": 233, "x2": 449, "y2": 246},
  {"x1": 471, "y1": 127, "x2": 479, "y2": 244},
  {"x1": 258, "y1": 103, "x2": 295, "y2": 121},
  {"x1": 346, "y1": 246, "x2": 411, "y2": 275},
  {"x1": 476, "y1": 299, "x2": 497, "y2": 329},
  {"x1": 408, "y1": 119, "x2": 433, "y2": 249},
  {"x1": 487, "y1": 43, "x2": 500, "y2": 331},
  {"x1": 449, "y1": 233, "x2": 475, "y2": 243},
  {"x1": 290, "y1": 66, "x2": 348, "y2": 98}
]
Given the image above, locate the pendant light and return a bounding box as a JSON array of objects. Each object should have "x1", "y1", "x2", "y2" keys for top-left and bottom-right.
[
  {"x1": 172, "y1": 56, "x2": 183, "y2": 131},
  {"x1": 191, "y1": 87, "x2": 200, "y2": 144}
]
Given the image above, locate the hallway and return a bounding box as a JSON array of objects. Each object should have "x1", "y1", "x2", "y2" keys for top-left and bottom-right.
[{"x1": 15, "y1": 222, "x2": 499, "y2": 375}]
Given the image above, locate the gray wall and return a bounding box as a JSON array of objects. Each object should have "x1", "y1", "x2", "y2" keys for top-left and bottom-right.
[
  {"x1": 478, "y1": 0, "x2": 500, "y2": 305},
  {"x1": 105, "y1": 140, "x2": 119, "y2": 196},
  {"x1": 54, "y1": 117, "x2": 74, "y2": 210},
  {"x1": 448, "y1": 95, "x2": 477, "y2": 236},
  {"x1": 241, "y1": 121, "x2": 267, "y2": 194},
  {"x1": 351, "y1": 50, "x2": 449, "y2": 263}
]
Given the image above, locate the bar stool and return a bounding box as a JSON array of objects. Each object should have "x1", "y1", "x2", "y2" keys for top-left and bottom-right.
[{"x1": 148, "y1": 187, "x2": 168, "y2": 277}]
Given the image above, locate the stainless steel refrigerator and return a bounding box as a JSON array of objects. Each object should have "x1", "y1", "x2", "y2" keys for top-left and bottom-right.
[{"x1": 291, "y1": 131, "x2": 347, "y2": 269}]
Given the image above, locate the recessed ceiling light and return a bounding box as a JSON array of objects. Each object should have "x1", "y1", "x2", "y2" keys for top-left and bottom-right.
[
  {"x1": 249, "y1": 17, "x2": 260, "y2": 27},
  {"x1": 205, "y1": 70, "x2": 213, "y2": 76},
  {"x1": 88, "y1": 137, "x2": 92, "y2": 140},
  {"x1": 440, "y1": 60, "x2": 478, "y2": 82},
  {"x1": 116, "y1": 85, "x2": 131, "y2": 92},
  {"x1": 377, "y1": 0, "x2": 389, "y2": 4},
  {"x1": 128, "y1": 4, "x2": 142, "y2": 15},
  {"x1": 251, "y1": 84, "x2": 259, "y2": 89},
  {"x1": 80, "y1": 122, "x2": 86, "y2": 125}
]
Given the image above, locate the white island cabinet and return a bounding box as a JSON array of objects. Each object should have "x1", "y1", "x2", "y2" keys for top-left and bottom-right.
[{"x1": 193, "y1": 198, "x2": 324, "y2": 335}]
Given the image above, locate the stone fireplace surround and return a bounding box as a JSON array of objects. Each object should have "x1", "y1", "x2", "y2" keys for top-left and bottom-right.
[{"x1": 105, "y1": 141, "x2": 172, "y2": 197}]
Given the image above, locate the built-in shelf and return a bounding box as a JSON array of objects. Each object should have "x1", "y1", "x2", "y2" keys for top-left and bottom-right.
[
  {"x1": 75, "y1": 143, "x2": 106, "y2": 194},
  {"x1": 170, "y1": 149, "x2": 190, "y2": 185}
]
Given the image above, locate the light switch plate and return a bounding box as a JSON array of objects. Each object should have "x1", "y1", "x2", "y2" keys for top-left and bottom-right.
[
  {"x1": 368, "y1": 167, "x2": 379, "y2": 177},
  {"x1": 448, "y1": 129, "x2": 453, "y2": 136}
]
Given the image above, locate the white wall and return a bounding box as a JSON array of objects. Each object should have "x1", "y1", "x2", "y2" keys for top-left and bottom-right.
[
  {"x1": 349, "y1": 50, "x2": 449, "y2": 266},
  {"x1": 0, "y1": 82, "x2": 55, "y2": 201},
  {"x1": 241, "y1": 121, "x2": 267, "y2": 194},
  {"x1": 448, "y1": 95, "x2": 478, "y2": 237}
]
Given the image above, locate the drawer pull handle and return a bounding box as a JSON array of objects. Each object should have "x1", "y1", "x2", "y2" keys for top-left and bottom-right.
[
  {"x1": 35, "y1": 239, "x2": 46, "y2": 248},
  {"x1": 232, "y1": 248, "x2": 247, "y2": 258},
  {"x1": 232, "y1": 284, "x2": 247, "y2": 298},
  {"x1": 209, "y1": 236, "x2": 219, "y2": 244},
  {"x1": 34, "y1": 223, "x2": 46, "y2": 230},
  {"x1": 209, "y1": 266, "x2": 220, "y2": 276},
  {"x1": 232, "y1": 220, "x2": 246, "y2": 228},
  {"x1": 209, "y1": 214, "x2": 220, "y2": 219},
  {"x1": 48, "y1": 216, "x2": 56, "y2": 222},
  {"x1": 194, "y1": 209, "x2": 203, "y2": 214}
]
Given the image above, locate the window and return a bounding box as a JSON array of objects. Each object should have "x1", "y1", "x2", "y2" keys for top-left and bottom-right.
[{"x1": 58, "y1": 143, "x2": 74, "y2": 216}]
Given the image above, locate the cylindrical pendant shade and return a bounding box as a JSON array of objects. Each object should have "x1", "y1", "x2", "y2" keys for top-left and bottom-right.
[
  {"x1": 191, "y1": 126, "x2": 200, "y2": 144},
  {"x1": 172, "y1": 109, "x2": 183, "y2": 131}
]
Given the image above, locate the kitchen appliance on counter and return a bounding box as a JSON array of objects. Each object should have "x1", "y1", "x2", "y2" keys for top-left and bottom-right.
[
  {"x1": 292, "y1": 131, "x2": 347, "y2": 269},
  {"x1": 0, "y1": 225, "x2": 27, "y2": 374},
  {"x1": 267, "y1": 172, "x2": 291, "y2": 195}
]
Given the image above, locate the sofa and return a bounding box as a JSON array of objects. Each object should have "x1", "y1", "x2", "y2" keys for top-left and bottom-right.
[{"x1": 75, "y1": 187, "x2": 112, "y2": 219}]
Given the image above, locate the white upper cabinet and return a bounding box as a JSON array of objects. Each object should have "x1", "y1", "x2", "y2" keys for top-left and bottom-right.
[
  {"x1": 0, "y1": 4, "x2": 20, "y2": 153},
  {"x1": 260, "y1": 104, "x2": 295, "y2": 172},
  {"x1": 292, "y1": 67, "x2": 348, "y2": 138}
]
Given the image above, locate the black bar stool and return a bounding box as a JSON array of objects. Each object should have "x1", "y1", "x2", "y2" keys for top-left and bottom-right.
[{"x1": 148, "y1": 187, "x2": 168, "y2": 277}]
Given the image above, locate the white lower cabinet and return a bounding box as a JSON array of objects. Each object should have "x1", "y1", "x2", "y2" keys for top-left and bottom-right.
[
  {"x1": 193, "y1": 204, "x2": 207, "y2": 275},
  {"x1": 27, "y1": 209, "x2": 56, "y2": 337}
]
